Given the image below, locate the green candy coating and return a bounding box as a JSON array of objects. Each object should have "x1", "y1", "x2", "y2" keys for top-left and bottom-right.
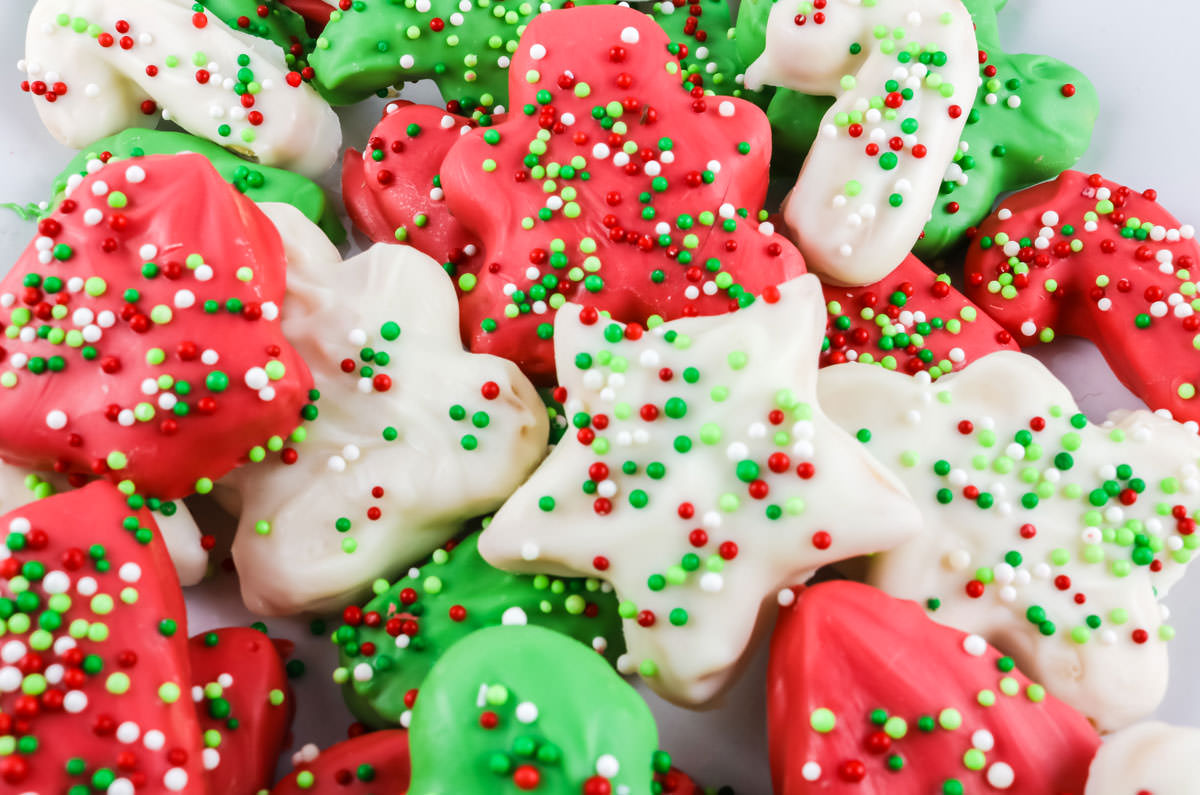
[
  {"x1": 335, "y1": 529, "x2": 625, "y2": 727},
  {"x1": 647, "y1": 0, "x2": 770, "y2": 106},
  {"x1": 408, "y1": 625, "x2": 660, "y2": 793},
  {"x1": 200, "y1": 0, "x2": 316, "y2": 70},
  {"x1": 46, "y1": 129, "x2": 345, "y2": 243}
]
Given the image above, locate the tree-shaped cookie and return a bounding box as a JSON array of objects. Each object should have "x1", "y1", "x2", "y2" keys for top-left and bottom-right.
[
  {"x1": 821, "y1": 253, "x2": 1017, "y2": 377},
  {"x1": 331, "y1": 527, "x2": 625, "y2": 728},
  {"x1": 224, "y1": 209, "x2": 548, "y2": 615},
  {"x1": 0, "y1": 154, "x2": 312, "y2": 502},
  {"x1": 272, "y1": 730, "x2": 412, "y2": 794},
  {"x1": 407, "y1": 625, "x2": 671, "y2": 793},
  {"x1": 1084, "y1": 721, "x2": 1200, "y2": 795},
  {"x1": 440, "y1": 5, "x2": 806, "y2": 382},
  {"x1": 0, "y1": 482, "x2": 202, "y2": 792},
  {"x1": 479, "y1": 274, "x2": 920, "y2": 706},
  {"x1": 819, "y1": 351, "x2": 1200, "y2": 731},
  {"x1": 22, "y1": 0, "x2": 340, "y2": 177},
  {"x1": 964, "y1": 170, "x2": 1200, "y2": 426},
  {"x1": 768, "y1": 581, "x2": 1099, "y2": 793}
]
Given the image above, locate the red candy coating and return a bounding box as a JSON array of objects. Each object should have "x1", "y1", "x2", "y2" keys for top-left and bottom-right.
[{"x1": 271, "y1": 729, "x2": 412, "y2": 794}]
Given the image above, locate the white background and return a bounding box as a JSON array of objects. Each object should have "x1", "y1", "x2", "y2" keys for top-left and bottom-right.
[{"x1": 3, "y1": 1, "x2": 1200, "y2": 790}]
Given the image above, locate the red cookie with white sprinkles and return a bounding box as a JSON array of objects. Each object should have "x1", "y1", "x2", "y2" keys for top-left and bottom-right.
[
  {"x1": 0, "y1": 482, "x2": 203, "y2": 793},
  {"x1": 965, "y1": 169, "x2": 1200, "y2": 423},
  {"x1": 0, "y1": 153, "x2": 312, "y2": 500},
  {"x1": 822, "y1": 254, "x2": 1018, "y2": 377},
  {"x1": 439, "y1": 4, "x2": 806, "y2": 382},
  {"x1": 271, "y1": 729, "x2": 412, "y2": 794},
  {"x1": 768, "y1": 582, "x2": 1100, "y2": 794}
]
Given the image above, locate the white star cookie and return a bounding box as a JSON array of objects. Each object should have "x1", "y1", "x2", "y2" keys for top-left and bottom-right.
[
  {"x1": 1086, "y1": 721, "x2": 1200, "y2": 795},
  {"x1": 745, "y1": 0, "x2": 976, "y2": 285},
  {"x1": 819, "y1": 351, "x2": 1200, "y2": 730},
  {"x1": 23, "y1": 0, "x2": 341, "y2": 177},
  {"x1": 478, "y1": 274, "x2": 921, "y2": 706},
  {"x1": 224, "y1": 205, "x2": 549, "y2": 615}
]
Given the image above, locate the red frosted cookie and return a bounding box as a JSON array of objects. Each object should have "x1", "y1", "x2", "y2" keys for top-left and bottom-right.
[
  {"x1": 822, "y1": 254, "x2": 1018, "y2": 377},
  {"x1": 343, "y1": 101, "x2": 483, "y2": 273},
  {"x1": 272, "y1": 730, "x2": 411, "y2": 794},
  {"x1": 190, "y1": 627, "x2": 294, "y2": 793},
  {"x1": 0, "y1": 154, "x2": 312, "y2": 499},
  {"x1": 965, "y1": 170, "x2": 1200, "y2": 422},
  {"x1": 0, "y1": 482, "x2": 203, "y2": 793},
  {"x1": 439, "y1": 5, "x2": 805, "y2": 382},
  {"x1": 768, "y1": 582, "x2": 1099, "y2": 794}
]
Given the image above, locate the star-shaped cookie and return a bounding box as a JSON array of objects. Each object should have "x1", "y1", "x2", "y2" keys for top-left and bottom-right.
[
  {"x1": 819, "y1": 351, "x2": 1200, "y2": 731},
  {"x1": 224, "y1": 205, "x2": 549, "y2": 615},
  {"x1": 479, "y1": 274, "x2": 921, "y2": 706}
]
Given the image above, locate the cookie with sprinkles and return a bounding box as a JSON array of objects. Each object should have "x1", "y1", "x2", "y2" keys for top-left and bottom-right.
[
  {"x1": 439, "y1": 4, "x2": 806, "y2": 382},
  {"x1": 644, "y1": 0, "x2": 767, "y2": 105},
  {"x1": 742, "y1": 0, "x2": 977, "y2": 285},
  {"x1": 964, "y1": 170, "x2": 1200, "y2": 426},
  {"x1": 768, "y1": 581, "x2": 1099, "y2": 793},
  {"x1": 199, "y1": 0, "x2": 317, "y2": 73},
  {"x1": 331, "y1": 527, "x2": 624, "y2": 729},
  {"x1": 818, "y1": 350, "x2": 1200, "y2": 731},
  {"x1": 46, "y1": 128, "x2": 345, "y2": 243},
  {"x1": 0, "y1": 154, "x2": 313, "y2": 502},
  {"x1": 22, "y1": 0, "x2": 342, "y2": 177},
  {"x1": 342, "y1": 101, "x2": 484, "y2": 264},
  {"x1": 272, "y1": 730, "x2": 411, "y2": 794},
  {"x1": 408, "y1": 625, "x2": 670, "y2": 793},
  {"x1": 821, "y1": 253, "x2": 1017, "y2": 377},
  {"x1": 739, "y1": 0, "x2": 1098, "y2": 261},
  {"x1": 478, "y1": 274, "x2": 921, "y2": 706},
  {"x1": 1084, "y1": 721, "x2": 1200, "y2": 795},
  {"x1": 0, "y1": 482, "x2": 203, "y2": 793},
  {"x1": 223, "y1": 218, "x2": 549, "y2": 615},
  {"x1": 189, "y1": 627, "x2": 293, "y2": 793}
]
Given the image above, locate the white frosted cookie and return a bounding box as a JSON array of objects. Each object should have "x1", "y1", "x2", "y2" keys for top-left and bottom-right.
[
  {"x1": 22, "y1": 0, "x2": 340, "y2": 176},
  {"x1": 745, "y1": 0, "x2": 977, "y2": 285},
  {"x1": 224, "y1": 205, "x2": 549, "y2": 615},
  {"x1": 478, "y1": 274, "x2": 921, "y2": 707},
  {"x1": 1086, "y1": 721, "x2": 1200, "y2": 795},
  {"x1": 819, "y1": 351, "x2": 1200, "y2": 730}
]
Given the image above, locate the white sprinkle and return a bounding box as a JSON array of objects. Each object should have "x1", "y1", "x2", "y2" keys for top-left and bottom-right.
[
  {"x1": 529, "y1": 43, "x2": 547, "y2": 60},
  {"x1": 45, "y1": 409, "x2": 68, "y2": 429},
  {"x1": 515, "y1": 702, "x2": 539, "y2": 723},
  {"x1": 164, "y1": 768, "x2": 188, "y2": 791},
  {"x1": 64, "y1": 690, "x2": 88, "y2": 713},
  {"x1": 972, "y1": 729, "x2": 995, "y2": 751},
  {"x1": 244, "y1": 367, "x2": 269, "y2": 390},
  {"x1": 596, "y1": 754, "x2": 620, "y2": 778},
  {"x1": 117, "y1": 722, "x2": 141, "y2": 743},
  {"x1": 521, "y1": 541, "x2": 540, "y2": 561},
  {"x1": 801, "y1": 762, "x2": 821, "y2": 781},
  {"x1": 619, "y1": 26, "x2": 639, "y2": 44},
  {"x1": 125, "y1": 165, "x2": 146, "y2": 184},
  {"x1": 987, "y1": 762, "x2": 1015, "y2": 789},
  {"x1": 83, "y1": 208, "x2": 103, "y2": 225},
  {"x1": 777, "y1": 588, "x2": 796, "y2": 607},
  {"x1": 201, "y1": 349, "x2": 219, "y2": 365},
  {"x1": 353, "y1": 663, "x2": 373, "y2": 682},
  {"x1": 718, "y1": 100, "x2": 734, "y2": 117},
  {"x1": 962, "y1": 634, "x2": 987, "y2": 656},
  {"x1": 501, "y1": 607, "x2": 528, "y2": 626},
  {"x1": 202, "y1": 749, "x2": 221, "y2": 771}
]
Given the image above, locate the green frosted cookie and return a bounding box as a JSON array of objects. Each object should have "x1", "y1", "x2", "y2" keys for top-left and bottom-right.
[
  {"x1": 331, "y1": 528, "x2": 626, "y2": 728},
  {"x1": 47, "y1": 128, "x2": 345, "y2": 243},
  {"x1": 408, "y1": 624, "x2": 669, "y2": 794},
  {"x1": 735, "y1": 0, "x2": 1096, "y2": 260},
  {"x1": 308, "y1": 0, "x2": 611, "y2": 112},
  {"x1": 200, "y1": 0, "x2": 316, "y2": 71}
]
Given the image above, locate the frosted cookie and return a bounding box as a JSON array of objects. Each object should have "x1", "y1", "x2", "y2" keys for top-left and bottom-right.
[
  {"x1": 964, "y1": 170, "x2": 1200, "y2": 426},
  {"x1": 342, "y1": 101, "x2": 483, "y2": 267},
  {"x1": 1084, "y1": 721, "x2": 1200, "y2": 795},
  {"x1": 769, "y1": 581, "x2": 1099, "y2": 793},
  {"x1": 48, "y1": 128, "x2": 345, "y2": 242},
  {"x1": 224, "y1": 211, "x2": 548, "y2": 615},
  {"x1": 331, "y1": 527, "x2": 625, "y2": 728},
  {"x1": 821, "y1": 253, "x2": 1017, "y2": 376},
  {"x1": 439, "y1": 5, "x2": 806, "y2": 382},
  {"x1": 743, "y1": 0, "x2": 977, "y2": 284},
  {"x1": 0, "y1": 482, "x2": 202, "y2": 793},
  {"x1": 738, "y1": 0, "x2": 1097, "y2": 261},
  {"x1": 0, "y1": 154, "x2": 312, "y2": 503},
  {"x1": 190, "y1": 627, "x2": 293, "y2": 793},
  {"x1": 22, "y1": 0, "x2": 341, "y2": 177},
  {"x1": 272, "y1": 730, "x2": 411, "y2": 794},
  {"x1": 407, "y1": 625, "x2": 670, "y2": 793},
  {"x1": 818, "y1": 351, "x2": 1200, "y2": 730},
  {"x1": 479, "y1": 274, "x2": 920, "y2": 706}
]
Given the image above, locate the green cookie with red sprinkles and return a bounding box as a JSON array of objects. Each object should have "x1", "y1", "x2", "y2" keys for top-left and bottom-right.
[
  {"x1": 331, "y1": 527, "x2": 625, "y2": 729},
  {"x1": 821, "y1": 253, "x2": 1018, "y2": 377},
  {"x1": 438, "y1": 4, "x2": 806, "y2": 383},
  {"x1": 768, "y1": 582, "x2": 1100, "y2": 793},
  {"x1": 0, "y1": 153, "x2": 313, "y2": 501},
  {"x1": 964, "y1": 170, "x2": 1200, "y2": 426},
  {"x1": 189, "y1": 627, "x2": 294, "y2": 793},
  {"x1": 271, "y1": 729, "x2": 411, "y2": 794},
  {"x1": 0, "y1": 482, "x2": 203, "y2": 793}
]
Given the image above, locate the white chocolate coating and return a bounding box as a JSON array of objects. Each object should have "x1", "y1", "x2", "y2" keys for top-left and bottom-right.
[
  {"x1": 1086, "y1": 721, "x2": 1200, "y2": 795},
  {"x1": 225, "y1": 205, "x2": 549, "y2": 615},
  {"x1": 745, "y1": 0, "x2": 976, "y2": 285},
  {"x1": 819, "y1": 351, "x2": 1200, "y2": 730},
  {"x1": 23, "y1": 0, "x2": 340, "y2": 177},
  {"x1": 479, "y1": 274, "x2": 921, "y2": 707}
]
